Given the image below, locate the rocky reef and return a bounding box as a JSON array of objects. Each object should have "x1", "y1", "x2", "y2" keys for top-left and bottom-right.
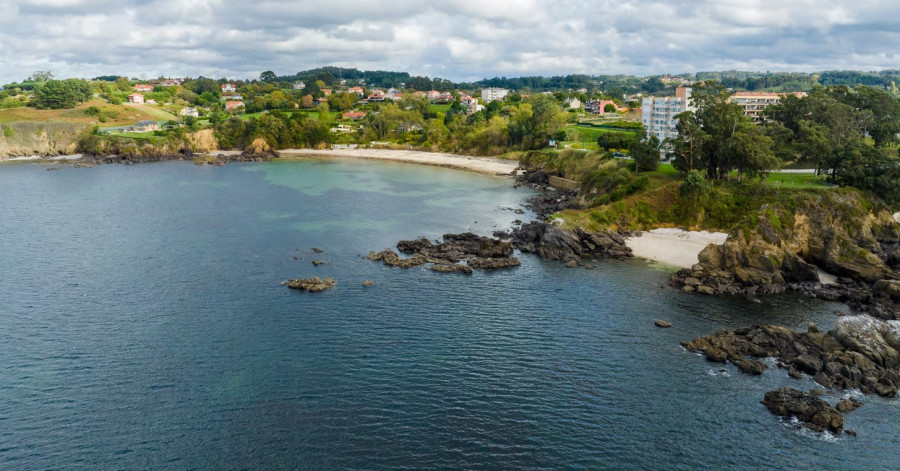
[
  {"x1": 286, "y1": 277, "x2": 336, "y2": 292},
  {"x1": 684, "y1": 314, "x2": 900, "y2": 433},
  {"x1": 369, "y1": 233, "x2": 521, "y2": 272}
]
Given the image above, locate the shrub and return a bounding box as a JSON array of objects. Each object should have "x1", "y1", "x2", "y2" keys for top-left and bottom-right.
[{"x1": 679, "y1": 170, "x2": 711, "y2": 198}]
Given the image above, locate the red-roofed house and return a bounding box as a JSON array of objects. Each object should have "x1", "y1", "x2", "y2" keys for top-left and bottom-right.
[
  {"x1": 134, "y1": 84, "x2": 154, "y2": 93},
  {"x1": 225, "y1": 100, "x2": 245, "y2": 111},
  {"x1": 348, "y1": 86, "x2": 364, "y2": 96},
  {"x1": 342, "y1": 111, "x2": 368, "y2": 120},
  {"x1": 127, "y1": 93, "x2": 145, "y2": 104},
  {"x1": 321, "y1": 88, "x2": 332, "y2": 96},
  {"x1": 222, "y1": 83, "x2": 237, "y2": 93},
  {"x1": 368, "y1": 91, "x2": 385, "y2": 102}
]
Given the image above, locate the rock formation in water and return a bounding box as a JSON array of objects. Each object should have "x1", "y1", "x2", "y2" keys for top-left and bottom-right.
[
  {"x1": 370, "y1": 233, "x2": 521, "y2": 273},
  {"x1": 683, "y1": 314, "x2": 900, "y2": 433},
  {"x1": 286, "y1": 277, "x2": 336, "y2": 292}
]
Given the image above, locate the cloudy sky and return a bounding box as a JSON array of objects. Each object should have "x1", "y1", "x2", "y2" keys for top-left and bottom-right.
[{"x1": 1, "y1": 0, "x2": 899, "y2": 84}]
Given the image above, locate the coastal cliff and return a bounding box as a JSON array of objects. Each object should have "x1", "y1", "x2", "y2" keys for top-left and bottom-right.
[{"x1": 0, "y1": 121, "x2": 91, "y2": 157}]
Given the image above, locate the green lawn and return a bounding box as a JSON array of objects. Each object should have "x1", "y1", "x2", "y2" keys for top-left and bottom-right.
[
  {"x1": 565, "y1": 124, "x2": 636, "y2": 142},
  {"x1": 108, "y1": 131, "x2": 167, "y2": 145},
  {"x1": 238, "y1": 110, "x2": 340, "y2": 121},
  {"x1": 428, "y1": 104, "x2": 451, "y2": 114},
  {"x1": 764, "y1": 172, "x2": 834, "y2": 189},
  {"x1": 649, "y1": 163, "x2": 680, "y2": 178}
]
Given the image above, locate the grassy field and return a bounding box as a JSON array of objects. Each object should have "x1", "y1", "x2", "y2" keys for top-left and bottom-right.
[
  {"x1": 0, "y1": 99, "x2": 177, "y2": 126},
  {"x1": 565, "y1": 124, "x2": 635, "y2": 141},
  {"x1": 428, "y1": 104, "x2": 451, "y2": 114},
  {"x1": 765, "y1": 172, "x2": 834, "y2": 189},
  {"x1": 238, "y1": 110, "x2": 341, "y2": 121},
  {"x1": 108, "y1": 131, "x2": 167, "y2": 145}
]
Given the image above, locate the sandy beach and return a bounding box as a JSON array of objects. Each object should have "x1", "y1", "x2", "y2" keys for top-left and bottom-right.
[
  {"x1": 277, "y1": 148, "x2": 519, "y2": 175},
  {"x1": 625, "y1": 228, "x2": 728, "y2": 268}
]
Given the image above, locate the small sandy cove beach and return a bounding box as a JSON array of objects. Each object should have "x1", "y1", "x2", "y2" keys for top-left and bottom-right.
[
  {"x1": 277, "y1": 148, "x2": 519, "y2": 175},
  {"x1": 625, "y1": 228, "x2": 728, "y2": 269}
]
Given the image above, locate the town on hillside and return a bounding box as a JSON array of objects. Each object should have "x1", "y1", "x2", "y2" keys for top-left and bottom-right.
[{"x1": 1, "y1": 67, "x2": 899, "y2": 201}]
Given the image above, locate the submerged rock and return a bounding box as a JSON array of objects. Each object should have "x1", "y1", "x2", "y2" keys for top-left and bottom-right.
[
  {"x1": 286, "y1": 277, "x2": 336, "y2": 292},
  {"x1": 467, "y1": 257, "x2": 521, "y2": 270},
  {"x1": 430, "y1": 264, "x2": 474, "y2": 274}
]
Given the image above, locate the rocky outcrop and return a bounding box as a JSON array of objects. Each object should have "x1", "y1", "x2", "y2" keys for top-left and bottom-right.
[
  {"x1": 684, "y1": 315, "x2": 900, "y2": 433},
  {"x1": 669, "y1": 191, "x2": 900, "y2": 318},
  {"x1": 684, "y1": 316, "x2": 900, "y2": 397},
  {"x1": 242, "y1": 138, "x2": 279, "y2": 160},
  {"x1": 509, "y1": 221, "x2": 633, "y2": 263},
  {"x1": 286, "y1": 277, "x2": 336, "y2": 292},
  {"x1": 762, "y1": 388, "x2": 845, "y2": 433},
  {"x1": 371, "y1": 233, "x2": 521, "y2": 272}
]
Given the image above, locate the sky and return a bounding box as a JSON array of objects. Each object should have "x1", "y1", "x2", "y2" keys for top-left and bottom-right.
[{"x1": 1, "y1": 0, "x2": 899, "y2": 84}]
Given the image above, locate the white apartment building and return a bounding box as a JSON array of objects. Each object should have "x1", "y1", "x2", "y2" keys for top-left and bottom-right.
[
  {"x1": 728, "y1": 91, "x2": 807, "y2": 122},
  {"x1": 481, "y1": 87, "x2": 509, "y2": 103},
  {"x1": 641, "y1": 86, "x2": 693, "y2": 141}
]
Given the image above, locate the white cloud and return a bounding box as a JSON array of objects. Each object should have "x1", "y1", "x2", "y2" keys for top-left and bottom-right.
[{"x1": 1, "y1": 0, "x2": 900, "y2": 84}]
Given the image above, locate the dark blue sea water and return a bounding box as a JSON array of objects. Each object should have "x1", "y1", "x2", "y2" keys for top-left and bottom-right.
[{"x1": 1, "y1": 159, "x2": 899, "y2": 470}]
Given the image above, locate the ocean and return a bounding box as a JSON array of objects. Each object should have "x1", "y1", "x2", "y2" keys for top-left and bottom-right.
[{"x1": 1, "y1": 159, "x2": 898, "y2": 470}]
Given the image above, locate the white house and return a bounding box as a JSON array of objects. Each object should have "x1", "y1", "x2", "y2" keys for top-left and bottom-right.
[
  {"x1": 180, "y1": 107, "x2": 200, "y2": 118},
  {"x1": 293, "y1": 81, "x2": 306, "y2": 90},
  {"x1": 563, "y1": 97, "x2": 582, "y2": 109},
  {"x1": 222, "y1": 83, "x2": 237, "y2": 93},
  {"x1": 481, "y1": 87, "x2": 509, "y2": 103}
]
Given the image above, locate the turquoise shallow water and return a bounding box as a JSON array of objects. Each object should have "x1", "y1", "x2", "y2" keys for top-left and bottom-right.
[{"x1": 1, "y1": 160, "x2": 898, "y2": 470}]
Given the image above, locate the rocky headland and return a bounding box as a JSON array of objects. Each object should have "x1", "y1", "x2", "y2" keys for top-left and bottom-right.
[{"x1": 667, "y1": 190, "x2": 900, "y2": 319}]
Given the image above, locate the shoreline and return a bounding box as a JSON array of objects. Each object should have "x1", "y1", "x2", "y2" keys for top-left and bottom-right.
[
  {"x1": 275, "y1": 148, "x2": 519, "y2": 176},
  {"x1": 625, "y1": 228, "x2": 728, "y2": 269}
]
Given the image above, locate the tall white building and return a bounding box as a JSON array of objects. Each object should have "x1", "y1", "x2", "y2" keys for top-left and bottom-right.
[
  {"x1": 481, "y1": 87, "x2": 509, "y2": 103},
  {"x1": 641, "y1": 86, "x2": 693, "y2": 141}
]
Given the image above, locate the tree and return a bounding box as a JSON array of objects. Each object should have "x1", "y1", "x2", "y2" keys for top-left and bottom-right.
[
  {"x1": 852, "y1": 86, "x2": 900, "y2": 147},
  {"x1": 28, "y1": 70, "x2": 53, "y2": 82},
  {"x1": 604, "y1": 103, "x2": 617, "y2": 113},
  {"x1": 691, "y1": 81, "x2": 749, "y2": 178},
  {"x1": 32, "y1": 79, "x2": 92, "y2": 109},
  {"x1": 630, "y1": 133, "x2": 661, "y2": 172},
  {"x1": 669, "y1": 111, "x2": 706, "y2": 173},
  {"x1": 723, "y1": 121, "x2": 779, "y2": 181},
  {"x1": 260, "y1": 70, "x2": 277, "y2": 83}
]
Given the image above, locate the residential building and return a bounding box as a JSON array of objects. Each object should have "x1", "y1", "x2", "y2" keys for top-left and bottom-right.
[
  {"x1": 293, "y1": 81, "x2": 306, "y2": 90},
  {"x1": 342, "y1": 111, "x2": 367, "y2": 120},
  {"x1": 225, "y1": 100, "x2": 245, "y2": 111},
  {"x1": 481, "y1": 87, "x2": 509, "y2": 103},
  {"x1": 131, "y1": 120, "x2": 159, "y2": 132},
  {"x1": 728, "y1": 91, "x2": 807, "y2": 122},
  {"x1": 127, "y1": 93, "x2": 144, "y2": 104},
  {"x1": 368, "y1": 91, "x2": 385, "y2": 101},
  {"x1": 348, "y1": 86, "x2": 364, "y2": 96},
  {"x1": 133, "y1": 84, "x2": 154, "y2": 93},
  {"x1": 160, "y1": 79, "x2": 181, "y2": 87},
  {"x1": 386, "y1": 88, "x2": 403, "y2": 100},
  {"x1": 426, "y1": 90, "x2": 441, "y2": 101},
  {"x1": 563, "y1": 97, "x2": 582, "y2": 109},
  {"x1": 641, "y1": 86, "x2": 693, "y2": 141},
  {"x1": 438, "y1": 91, "x2": 453, "y2": 102},
  {"x1": 221, "y1": 93, "x2": 243, "y2": 101},
  {"x1": 587, "y1": 100, "x2": 619, "y2": 114},
  {"x1": 180, "y1": 107, "x2": 200, "y2": 118},
  {"x1": 321, "y1": 88, "x2": 332, "y2": 96},
  {"x1": 222, "y1": 83, "x2": 236, "y2": 93}
]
